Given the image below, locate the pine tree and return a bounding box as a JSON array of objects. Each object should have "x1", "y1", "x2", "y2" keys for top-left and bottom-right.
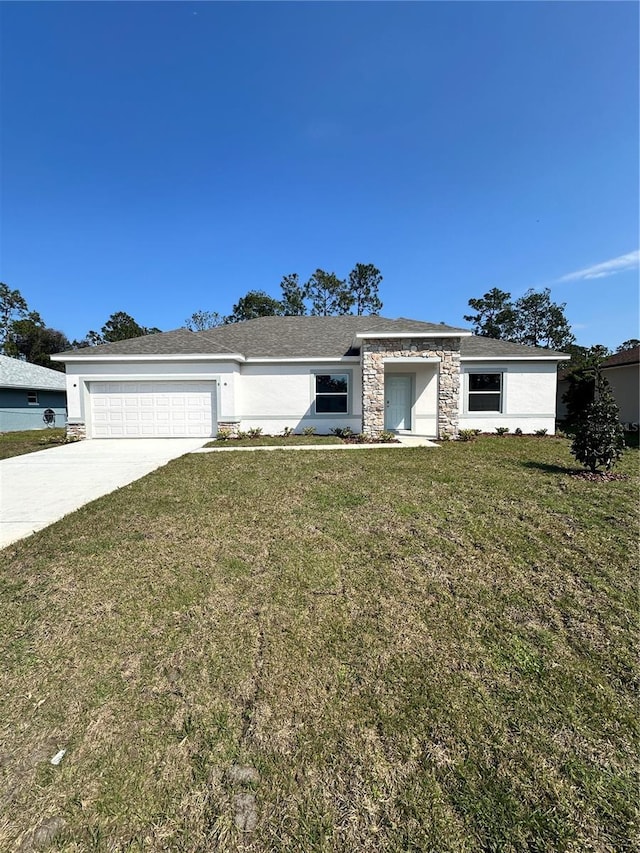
[{"x1": 571, "y1": 371, "x2": 625, "y2": 472}]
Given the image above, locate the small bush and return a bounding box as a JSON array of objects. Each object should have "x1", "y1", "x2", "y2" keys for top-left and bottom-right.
[
  {"x1": 282, "y1": 426, "x2": 294, "y2": 437},
  {"x1": 248, "y1": 427, "x2": 263, "y2": 439},
  {"x1": 458, "y1": 429, "x2": 479, "y2": 442},
  {"x1": 216, "y1": 428, "x2": 233, "y2": 441},
  {"x1": 495, "y1": 427, "x2": 510, "y2": 436},
  {"x1": 331, "y1": 426, "x2": 354, "y2": 438},
  {"x1": 378, "y1": 431, "x2": 396, "y2": 443},
  {"x1": 514, "y1": 427, "x2": 523, "y2": 436},
  {"x1": 438, "y1": 432, "x2": 451, "y2": 441},
  {"x1": 236, "y1": 430, "x2": 248, "y2": 440},
  {"x1": 534, "y1": 428, "x2": 548, "y2": 437},
  {"x1": 302, "y1": 426, "x2": 316, "y2": 436}
]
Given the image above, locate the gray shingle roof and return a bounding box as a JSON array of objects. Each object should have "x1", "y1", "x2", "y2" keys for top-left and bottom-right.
[
  {"x1": 0, "y1": 355, "x2": 67, "y2": 390},
  {"x1": 53, "y1": 316, "x2": 568, "y2": 360},
  {"x1": 460, "y1": 336, "x2": 568, "y2": 359}
]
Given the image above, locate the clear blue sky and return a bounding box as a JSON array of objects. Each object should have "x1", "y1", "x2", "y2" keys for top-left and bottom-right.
[{"x1": 1, "y1": 1, "x2": 638, "y2": 349}]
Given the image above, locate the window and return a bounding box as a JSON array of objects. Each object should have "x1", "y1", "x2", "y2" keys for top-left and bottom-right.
[
  {"x1": 468, "y1": 373, "x2": 502, "y2": 412},
  {"x1": 315, "y1": 373, "x2": 349, "y2": 414},
  {"x1": 27, "y1": 391, "x2": 39, "y2": 405}
]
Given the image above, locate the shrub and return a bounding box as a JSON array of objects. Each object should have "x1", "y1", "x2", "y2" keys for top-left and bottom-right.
[
  {"x1": 514, "y1": 427, "x2": 523, "y2": 436},
  {"x1": 495, "y1": 426, "x2": 510, "y2": 436},
  {"x1": 282, "y1": 426, "x2": 294, "y2": 437},
  {"x1": 248, "y1": 427, "x2": 263, "y2": 438},
  {"x1": 458, "y1": 429, "x2": 478, "y2": 442},
  {"x1": 571, "y1": 372, "x2": 625, "y2": 473},
  {"x1": 534, "y1": 428, "x2": 548, "y2": 437},
  {"x1": 216, "y1": 428, "x2": 233, "y2": 441},
  {"x1": 331, "y1": 426, "x2": 354, "y2": 438},
  {"x1": 302, "y1": 426, "x2": 316, "y2": 436},
  {"x1": 378, "y1": 431, "x2": 396, "y2": 443},
  {"x1": 236, "y1": 430, "x2": 248, "y2": 440},
  {"x1": 438, "y1": 432, "x2": 451, "y2": 441}
]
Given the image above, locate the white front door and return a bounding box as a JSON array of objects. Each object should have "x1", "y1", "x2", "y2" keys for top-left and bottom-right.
[
  {"x1": 384, "y1": 375, "x2": 412, "y2": 431},
  {"x1": 90, "y1": 381, "x2": 217, "y2": 438}
]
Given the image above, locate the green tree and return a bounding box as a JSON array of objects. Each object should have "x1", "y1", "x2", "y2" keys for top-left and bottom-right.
[
  {"x1": 463, "y1": 288, "x2": 515, "y2": 339},
  {"x1": 571, "y1": 370, "x2": 625, "y2": 472},
  {"x1": 225, "y1": 291, "x2": 284, "y2": 323},
  {"x1": 305, "y1": 269, "x2": 352, "y2": 316},
  {"x1": 0, "y1": 283, "x2": 29, "y2": 353},
  {"x1": 280, "y1": 274, "x2": 307, "y2": 316},
  {"x1": 184, "y1": 310, "x2": 224, "y2": 331},
  {"x1": 561, "y1": 345, "x2": 611, "y2": 432},
  {"x1": 510, "y1": 288, "x2": 574, "y2": 350},
  {"x1": 86, "y1": 312, "x2": 161, "y2": 345},
  {"x1": 616, "y1": 338, "x2": 639, "y2": 353},
  {"x1": 5, "y1": 311, "x2": 70, "y2": 370},
  {"x1": 348, "y1": 263, "x2": 383, "y2": 315}
]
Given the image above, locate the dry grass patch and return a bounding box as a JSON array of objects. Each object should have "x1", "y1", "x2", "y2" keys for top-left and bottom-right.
[{"x1": 0, "y1": 437, "x2": 637, "y2": 851}]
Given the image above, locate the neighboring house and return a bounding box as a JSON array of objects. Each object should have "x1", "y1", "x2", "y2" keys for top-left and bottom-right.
[
  {"x1": 0, "y1": 355, "x2": 67, "y2": 432},
  {"x1": 51, "y1": 316, "x2": 569, "y2": 440},
  {"x1": 556, "y1": 346, "x2": 639, "y2": 428},
  {"x1": 601, "y1": 346, "x2": 639, "y2": 427}
]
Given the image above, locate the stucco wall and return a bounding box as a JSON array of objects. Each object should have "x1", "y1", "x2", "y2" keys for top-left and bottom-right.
[
  {"x1": 63, "y1": 360, "x2": 238, "y2": 438},
  {"x1": 238, "y1": 362, "x2": 362, "y2": 434},
  {"x1": 459, "y1": 361, "x2": 559, "y2": 434},
  {"x1": 602, "y1": 364, "x2": 639, "y2": 426},
  {"x1": 0, "y1": 389, "x2": 67, "y2": 431}
]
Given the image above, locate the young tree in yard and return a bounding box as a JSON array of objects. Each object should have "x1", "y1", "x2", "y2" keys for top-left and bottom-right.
[
  {"x1": 571, "y1": 371, "x2": 625, "y2": 473},
  {"x1": 280, "y1": 274, "x2": 307, "y2": 316},
  {"x1": 184, "y1": 310, "x2": 224, "y2": 331},
  {"x1": 225, "y1": 290, "x2": 283, "y2": 323},
  {"x1": 463, "y1": 288, "x2": 515, "y2": 339},
  {"x1": 306, "y1": 269, "x2": 352, "y2": 316},
  {"x1": 347, "y1": 263, "x2": 383, "y2": 315},
  {"x1": 0, "y1": 283, "x2": 29, "y2": 353},
  {"x1": 510, "y1": 288, "x2": 575, "y2": 350}
]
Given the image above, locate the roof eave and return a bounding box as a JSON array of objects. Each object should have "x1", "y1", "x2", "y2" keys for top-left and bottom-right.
[{"x1": 51, "y1": 352, "x2": 246, "y2": 363}]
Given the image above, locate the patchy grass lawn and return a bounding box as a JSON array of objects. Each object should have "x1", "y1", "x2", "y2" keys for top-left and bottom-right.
[
  {"x1": 0, "y1": 428, "x2": 66, "y2": 460},
  {"x1": 0, "y1": 437, "x2": 637, "y2": 852},
  {"x1": 206, "y1": 435, "x2": 343, "y2": 448}
]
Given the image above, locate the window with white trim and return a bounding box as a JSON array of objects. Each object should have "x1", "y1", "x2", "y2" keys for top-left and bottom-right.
[
  {"x1": 468, "y1": 373, "x2": 502, "y2": 412},
  {"x1": 27, "y1": 391, "x2": 39, "y2": 405},
  {"x1": 315, "y1": 373, "x2": 349, "y2": 414}
]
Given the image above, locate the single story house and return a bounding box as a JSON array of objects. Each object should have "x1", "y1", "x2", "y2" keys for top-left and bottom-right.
[
  {"x1": 0, "y1": 354, "x2": 67, "y2": 431},
  {"x1": 51, "y1": 316, "x2": 569, "y2": 440}
]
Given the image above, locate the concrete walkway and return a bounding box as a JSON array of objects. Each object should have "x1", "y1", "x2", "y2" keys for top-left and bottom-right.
[
  {"x1": 193, "y1": 435, "x2": 439, "y2": 453},
  {"x1": 0, "y1": 438, "x2": 206, "y2": 549}
]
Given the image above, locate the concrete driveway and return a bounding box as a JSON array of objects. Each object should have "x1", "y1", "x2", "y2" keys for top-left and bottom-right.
[{"x1": 0, "y1": 438, "x2": 206, "y2": 549}]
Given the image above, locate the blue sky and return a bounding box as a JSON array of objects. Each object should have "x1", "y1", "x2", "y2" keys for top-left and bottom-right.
[{"x1": 1, "y1": 1, "x2": 638, "y2": 349}]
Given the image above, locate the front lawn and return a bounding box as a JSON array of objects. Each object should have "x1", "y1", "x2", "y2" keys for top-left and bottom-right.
[
  {"x1": 0, "y1": 428, "x2": 66, "y2": 460},
  {"x1": 1, "y1": 438, "x2": 637, "y2": 851}
]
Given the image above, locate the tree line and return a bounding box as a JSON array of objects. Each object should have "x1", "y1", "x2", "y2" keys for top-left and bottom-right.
[{"x1": 1, "y1": 276, "x2": 636, "y2": 376}]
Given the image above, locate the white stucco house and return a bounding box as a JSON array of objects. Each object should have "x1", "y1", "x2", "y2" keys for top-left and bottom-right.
[{"x1": 51, "y1": 316, "x2": 569, "y2": 440}]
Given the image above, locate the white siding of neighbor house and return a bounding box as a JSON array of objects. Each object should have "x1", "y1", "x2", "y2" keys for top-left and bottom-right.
[
  {"x1": 64, "y1": 360, "x2": 239, "y2": 438},
  {"x1": 238, "y1": 362, "x2": 362, "y2": 434},
  {"x1": 383, "y1": 362, "x2": 438, "y2": 435},
  {"x1": 459, "y1": 361, "x2": 559, "y2": 434}
]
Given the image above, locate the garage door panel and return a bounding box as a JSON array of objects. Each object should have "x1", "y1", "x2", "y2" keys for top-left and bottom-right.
[{"x1": 89, "y1": 381, "x2": 216, "y2": 438}]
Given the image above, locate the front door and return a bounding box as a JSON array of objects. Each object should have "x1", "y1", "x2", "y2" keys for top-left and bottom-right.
[{"x1": 385, "y1": 375, "x2": 412, "y2": 431}]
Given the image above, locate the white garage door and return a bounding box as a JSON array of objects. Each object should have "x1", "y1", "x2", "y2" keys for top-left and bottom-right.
[{"x1": 90, "y1": 381, "x2": 217, "y2": 438}]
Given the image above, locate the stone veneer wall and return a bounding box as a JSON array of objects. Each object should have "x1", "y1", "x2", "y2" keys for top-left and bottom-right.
[
  {"x1": 361, "y1": 337, "x2": 461, "y2": 438},
  {"x1": 66, "y1": 421, "x2": 87, "y2": 440}
]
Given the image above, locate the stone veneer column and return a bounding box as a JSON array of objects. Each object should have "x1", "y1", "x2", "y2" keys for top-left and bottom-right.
[
  {"x1": 66, "y1": 421, "x2": 87, "y2": 440},
  {"x1": 361, "y1": 337, "x2": 461, "y2": 439}
]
